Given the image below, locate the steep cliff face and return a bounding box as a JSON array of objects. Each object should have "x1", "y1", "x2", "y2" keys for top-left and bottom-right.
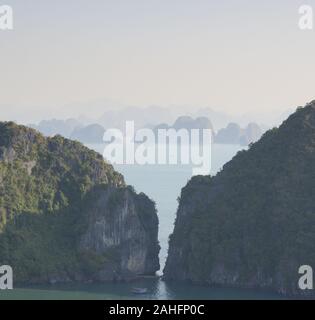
[
  {"x1": 79, "y1": 187, "x2": 160, "y2": 281},
  {"x1": 0, "y1": 122, "x2": 159, "y2": 283},
  {"x1": 164, "y1": 101, "x2": 315, "y2": 296}
]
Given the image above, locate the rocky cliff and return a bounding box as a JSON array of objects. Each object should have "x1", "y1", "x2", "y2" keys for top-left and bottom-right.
[
  {"x1": 0, "y1": 122, "x2": 159, "y2": 283},
  {"x1": 164, "y1": 101, "x2": 315, "y2": 296}
]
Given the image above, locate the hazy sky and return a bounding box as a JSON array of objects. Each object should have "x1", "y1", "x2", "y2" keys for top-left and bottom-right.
[{"x1": 1, "y1": 0, "x2": 315, "y2": 121}]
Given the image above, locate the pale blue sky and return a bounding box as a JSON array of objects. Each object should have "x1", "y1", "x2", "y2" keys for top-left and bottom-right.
[{"x1": 1, "y1": 0, "x2": 315, "y2": 121}]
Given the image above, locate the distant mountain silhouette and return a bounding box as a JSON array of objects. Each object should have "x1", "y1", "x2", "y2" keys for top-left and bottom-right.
[
  {"x1": 154, "y1": 117, "x2": 264, "y2": 146},
  {"x1": 71, "y1": 124, "x2": 105, "y2": 144},
  {"x1": 29, "y1": 111, "x2": 265, "y2": 146},
  {"x1": 215, "y1": 122, "x2": 263, "y2": 146},
  {"x1": 29, "y1": 118, "x2": 82, "y2": 138}
]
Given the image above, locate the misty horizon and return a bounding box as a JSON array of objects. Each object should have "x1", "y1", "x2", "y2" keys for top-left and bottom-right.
[{"x1": 1, "y1": 0, "x2": 315, "y2": 125}]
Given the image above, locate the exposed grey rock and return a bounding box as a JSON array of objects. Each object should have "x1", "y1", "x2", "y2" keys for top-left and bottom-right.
[{"x1": 80, "y1": 187, "x2": 160, "y2": 280}]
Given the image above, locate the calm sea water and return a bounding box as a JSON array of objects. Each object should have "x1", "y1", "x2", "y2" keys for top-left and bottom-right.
[{"x1": 0, "y1": 144, "x2": 286, "y2": 300}]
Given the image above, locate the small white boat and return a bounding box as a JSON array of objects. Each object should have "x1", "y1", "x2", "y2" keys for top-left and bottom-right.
[{"x1": 131, "y1": 287, "x2": 148, "y2": 294}]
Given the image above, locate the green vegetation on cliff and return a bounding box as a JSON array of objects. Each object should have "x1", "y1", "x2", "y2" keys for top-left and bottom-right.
[
  {"x1": 164, "y1": 101, "x2": 315, "y2": 296},
  {"x1": 0, "y1": 122, "x2": 159, "y2": 283},
  {"x1": 0, "y1": 122, "x2": 124, "y2": 226}
]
